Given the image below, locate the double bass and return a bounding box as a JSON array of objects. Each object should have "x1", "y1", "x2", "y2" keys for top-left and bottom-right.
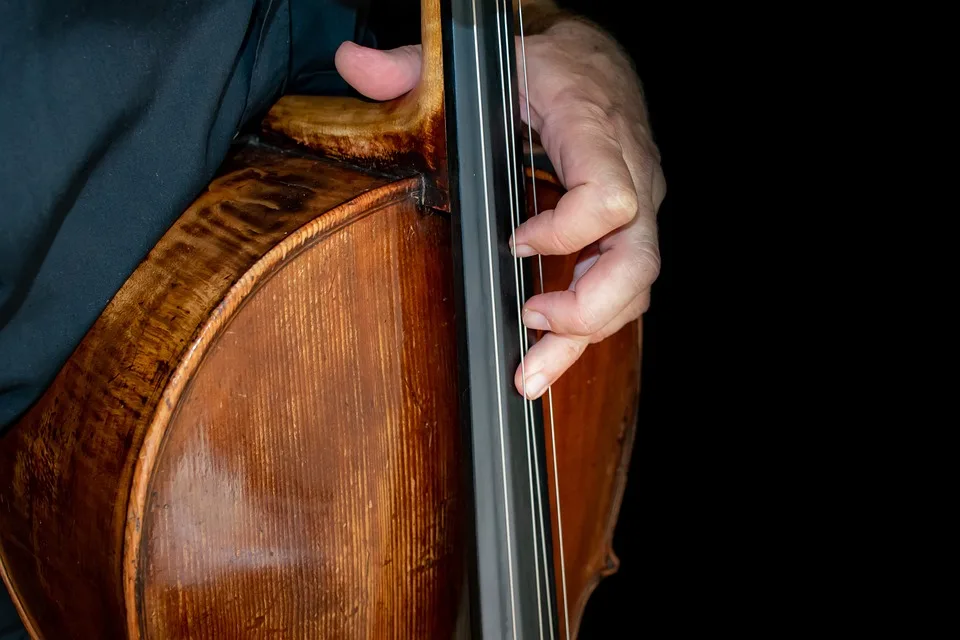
[{"x1": 0, "y1": 0, "x2": 641, "y2": 637}]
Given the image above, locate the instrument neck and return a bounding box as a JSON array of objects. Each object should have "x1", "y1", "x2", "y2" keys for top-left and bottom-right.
[{"x1": 441, "y1": 0, "x2": 560, "y2": 638}]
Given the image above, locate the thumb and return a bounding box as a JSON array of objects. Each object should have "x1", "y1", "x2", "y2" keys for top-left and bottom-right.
[{"x1": 335, "y1": 41, "x2": 422, "y2": 101}]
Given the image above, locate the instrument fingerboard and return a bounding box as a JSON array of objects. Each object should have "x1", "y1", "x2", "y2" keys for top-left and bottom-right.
[{"x1": 442, "y1": 0, "x2": 560, "y2": 638}]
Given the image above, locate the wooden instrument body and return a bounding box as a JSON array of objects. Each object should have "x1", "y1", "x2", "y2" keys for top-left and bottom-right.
[
  {"x1": 0, "y1": 141, "x2": 638, "y2": 639},
  {"x1": 0, "y1": 1, "x2": 641, "y2": 637}
]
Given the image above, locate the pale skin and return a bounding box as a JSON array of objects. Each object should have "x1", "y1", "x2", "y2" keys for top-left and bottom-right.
[{"x1": 336, "y1": 1, "x2": 666, "y2": 400}]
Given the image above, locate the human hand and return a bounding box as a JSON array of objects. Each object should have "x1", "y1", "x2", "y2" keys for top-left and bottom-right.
[{"x1": 335, "y1": 17, "x2": 665, "y2": 400}]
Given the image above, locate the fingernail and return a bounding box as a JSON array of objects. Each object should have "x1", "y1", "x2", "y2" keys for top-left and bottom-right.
[
  {"x1": 523, "y1": 373, "x2": 549, "y2": 399},
  {"x1": 523, "y1": 309, "x2": 550, "y2": 331},
  {"x1": 511, "y1": 242, "x2": 537, "y2": 258}
]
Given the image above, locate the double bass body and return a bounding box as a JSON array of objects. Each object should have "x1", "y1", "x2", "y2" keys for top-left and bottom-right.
[{"x1": 0, "y1": 1, "x2": 641, "y2": 637}]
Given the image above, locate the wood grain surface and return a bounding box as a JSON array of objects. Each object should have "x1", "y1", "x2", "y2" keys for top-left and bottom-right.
[
  {"x1": 135, "y1": 178, "x2": 461, "y2": 639},
  {"x1": 0, "y1": 143, "x2": 408, "y2": 639}
]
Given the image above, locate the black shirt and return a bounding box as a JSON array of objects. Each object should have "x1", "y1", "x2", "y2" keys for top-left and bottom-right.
[{"x1": 0, "y1": 0, "x2": 372, "y2": 431}]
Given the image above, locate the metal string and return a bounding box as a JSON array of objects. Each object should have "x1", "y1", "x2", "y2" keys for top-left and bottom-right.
[
  {"x1": 516, "y1": 3, "x2": 572, "y2": 638},
  {"x1": 493, "y1": 1, "x2": 548, "y2": 639},
  {"x1": 467, "y1": 2, "x2": 573, "y2": 637},
  {"x1": 499, "y1": 3, "x2": 559, "y2": 639}
]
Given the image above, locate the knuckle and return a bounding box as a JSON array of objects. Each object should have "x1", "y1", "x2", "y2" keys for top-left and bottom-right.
[
  {"x1": 625, "y1": 240, "x2": 662, "y2": 290},
  {"x1": 548, "y1": 223, "x2": 582, "y2": 255},
  {"x1": 559, "y1": 337, "x2": 589, "y2": 363},
  {"x1": 573, "y1": 298, "x2": 604, "y2": 335},
  {"x1": 602, "y1": 103, "x2": 630, "y2": 131},
  {"x1": 636, "y1": 291, "x2": 651, "y2": 315},
  {"x1": 600, "y1": 184, "x2": 639, "y2": 227},
  {"x1": 590, "y1": 296, "x2": 649, "y2": 345},
  {"x1": 590, "y1": 323, "x2": 618, "y2": 344},
  {"x1": 627, "y1": 291, "x2": 651, "y2": 319},
  {"x1": 652, "y1": 166, "x2": 667, "y2": 208}
]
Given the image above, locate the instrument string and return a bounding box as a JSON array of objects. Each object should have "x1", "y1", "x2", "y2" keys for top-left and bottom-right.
[
  {"x1": 498, "y1": 4, "x2": 557, "y2": 639},
  {"x1": 470, "y1": 0, "x2": 518, "y2": 637},
  {"x1": 516, "y1": 3, "x2": 572, "y2": 638},
  {"x1": 493, "y1": 1, "x2": 547, "y2": 638}
]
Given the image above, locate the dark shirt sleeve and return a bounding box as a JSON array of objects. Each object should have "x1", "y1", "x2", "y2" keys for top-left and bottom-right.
[{"x1": 0, "y1": 0, "x2": 369, "y2": 429}]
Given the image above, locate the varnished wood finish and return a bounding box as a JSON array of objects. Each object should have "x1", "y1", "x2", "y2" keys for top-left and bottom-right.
[
  {"x1": 0, "y1": 142, "x2": 439, "y2": 639},
  {"x1": 263, "y1": 0, "x2": 448, "y2": 208},
  {"x1": 134, "y1": 181, "x2": 461, "y2": 639},
  {"x1": 528, "y1": 169, "x2": 642, "y2": 638},
  {"x1": 0, "y1": 159, "x2": 639, "y2": 640}
]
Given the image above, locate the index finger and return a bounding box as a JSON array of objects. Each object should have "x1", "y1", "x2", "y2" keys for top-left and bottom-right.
[{"x1": 510, "y1": 97, "x2": 638, "y2": 257}]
